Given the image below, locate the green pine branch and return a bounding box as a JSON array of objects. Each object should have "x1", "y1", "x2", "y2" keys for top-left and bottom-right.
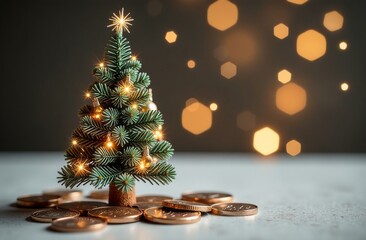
[
  {"x1": 111, "y1": 86, "x2": 128, "y2": 108},
  {"x1": 124, "y1": 59, "x2": 142, "y2": 71},
  {"x1": 111, "y1": 125, "x2": 130, "y2": 147},
  {"x1": 128, "y1": 130, "x2": 156, "y2": 148},
  {"x1": 121, "y1": 147, "x2": 141, "y2": 167},
  {"x1": 58, "y1": 165, "x2": 91, "y2": 188},
  {"x1": 104, "y1": 34, "x2": 131, "y2": 77},
  {"x1": 133, "y1": 72, "x2": 151, "y2": 89},
  {"x1": 150, "y1": 141, "x2": 174, "y2": 161},
  {"x1": 131, "y1": 162, "x2": 176, "y2": 185},
  {"x1": 102, "y1": 108, "x2": 120, "y2": 128},
  {"x1": 65, "y1": 145, "x2": 95, "y2": 164},
  {"x1": 72, "y1": 128, "x2": 103, "y2": 148},
  {"x1": 128, "y1": 110, "x2": 163, "y2": 131},
  {"x1": 90, "y1": 166, "x2": 121, "y2": 189},
  {"x1": 91, "y1": 83, "x2": 112, "y2": 102},
  {"x1": 93, "y1": 65, "x2": 114, "y2": 84},
  {"x1": 81, "y1": 116, "x2": 111, "y2": 138},
  {"x1": 127, "y1": 88, "x2": 150, "y2": 106},
  {"x1": 121, "y1": 107, "x2": 139, "y2": 125},
  {"x1": 93, "y1": 146, "x2": 120, "y2": 165},
  {"x1": 113, "y1": 173, "x2": 135, "y2": 192}
]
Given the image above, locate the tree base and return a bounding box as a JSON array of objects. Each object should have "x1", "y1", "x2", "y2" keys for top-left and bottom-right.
[{"x1": 108, "y1": 183, "x2": 136, "y2": 207}]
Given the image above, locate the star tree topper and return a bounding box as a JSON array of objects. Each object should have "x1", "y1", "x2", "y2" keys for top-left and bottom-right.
[{"x1": 107, "y1": 8, "x2": 134, "y2": 33}]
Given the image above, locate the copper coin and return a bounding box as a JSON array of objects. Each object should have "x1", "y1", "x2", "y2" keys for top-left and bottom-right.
[
  {"x1": 133, "y1": 202, "x2": 162, "y2": 211},
  {"x1": 43, "y1": 189, "x2": 83, "y2": 201},
  {"x1": 17, "y1": 195, "x2": 62, "y2": 208},
  {"x1": 211, "y1": 203, "x2": 258, "y2": 216},
  {"x1": 57, "y1": 201, "x2": 107, "y2": 216},
  {"x1": 51, "y1": 216, "x2": 107, "y2": 232},
  {"x1": 88, "y1": 190, "x2": 109, "y2": 200},
  {"x1": 182, "y1": 192, "x2": 233, "y2": 204},
  {"x1": 136, "y1": 195, "x2": 173, "y2": 203},
  {"x1": 31, "y1": 208, "x2": 80, "y2": 223},
  {"x1": 144, "y1": 207, "x2": 201, "y2": 224},
  {"x1": 162, "y1": 200, "x2": 212, "y2": 212},
  {"x1": 88, "y1": 206, "x2": 142, "y2": 224}
]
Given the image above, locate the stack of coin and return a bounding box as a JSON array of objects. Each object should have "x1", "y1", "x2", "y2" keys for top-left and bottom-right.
[
  {"x1": 17, "y1": 195, "x2": 62, "y2": 208},
  {"x1": 143, "y1": 207, "x2": 201, "y2": 224},
  {"x1": 31, "y1": 208, "x2": 80, "y2": 223},
  {"x1": 88, "y1": 206, "x2": 142, "y2": 223},
  {"x1": 51, "y1": 217, "x2": 107, "y2": 232},
  {"x1": 133, "y1": 195, "x2": 173, "y2": 211},
  {"x1": 182, "y1": 192, "x2": 233, "y2": 205},
  {"x1": 57, "y1": 201, "x2": 108, "y2": 216}
]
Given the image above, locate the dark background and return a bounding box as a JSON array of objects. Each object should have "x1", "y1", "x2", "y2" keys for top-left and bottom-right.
[{"x1": 0, "y1": 0, "x2": 365, "y2": 152}]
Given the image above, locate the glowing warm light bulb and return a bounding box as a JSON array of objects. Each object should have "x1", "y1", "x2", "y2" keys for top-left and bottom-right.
[
  {"x1": 85, "y1": 92, "x2": 91, "y2": 98},
  {"x1": 78, "y1": 164, "x2": 84, "y2": 171},
  {"x1": 339, "y1": 41, "x2": 347, "y2": 50},
  {"x1": 154, "y1": 130, "x2": 163, "y2": 141},
  {"x1": 210, "y1": 103, "x2": 218, "y2": 111},
  {"x1": 131, "y1": 103, "x2": 138, "y2": 109},
  {"x1": 105, "y1": 133, "x2": 114, "y2": 148},
  {"x1": 158, "y1": 125, "x2": 163, "y2": 130},
  {"x1": 99, "y1": 62, "x2": 104, "y2": 67},
  {"x1": 340, "y1": 82, "x2": 349, "y2": 91},
  {"x1": 187, "y1": 60, "x2": 196, "y2": 69},
  {"x1": 139, "y1": 163, "x2": 146, "y2": 170},
  {"x1": 72, "y1": 140, "x2": 78, "y2": 145},
  {"x1": 131, "y1": 55, "x2": 137, "y2": 61}
]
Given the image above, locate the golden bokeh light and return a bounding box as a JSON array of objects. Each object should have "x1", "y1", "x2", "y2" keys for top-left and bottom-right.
[
  {"x1": 278, "y1": 69, "x2": 292, "y2": 84},
  {"x1": 220, "y1": 61, "x2": 237, "y2": 79},
  {"x1": 207, "y1": 0, "x2": 238, "y2": 31},
  {"x1": 182, "y1": 101, "x2": 212, "y2": 135},
  {"x1": 253, "y1": 127, "x2": 280, "y2": 156},
  {"x1": 339, "y1": 41, "x2": 347, "y2": 50},
  {"x1": 237, "y1": 111, "x2": 256, "y2": 132},
  {"x1": 340, "y1": 82, "x2": 349, "y2": 91},
  {"x1": 187, "y1": 60, "x2": 196, "y2": 69},
  {"x1": 165, "y1": 31, "x2": 177, "y2": 43},
  {"x1": 323, "y1": 11, "x2": 344, "y2": 32},
  {"x1": 72, "y1": 140, "x2": 78, "y2": 145},
  {"x1": 273, "y1": 23, "x2": 289, "y2": 40},
  {"x1": 185, "y1": 98, "x2": 198, "y2": 107},
  {"x1": 286, "y1": 140, "x2": 301, "y2": 156},
  {"x1": 276, "y1": 82, "x2": 307, "y2": 115},
  {"x1": 287, "y1": 0, "x2": 308, "y2": 5},
  {"x1": 209, "y1": 103, "x2": 218, "y2": 111},
  {"x1": 296, "y1": 29, "x2": 327, "y2": 61},
  {"x1": 99, "y1": 62, "x2": 104, "y2": 67}
]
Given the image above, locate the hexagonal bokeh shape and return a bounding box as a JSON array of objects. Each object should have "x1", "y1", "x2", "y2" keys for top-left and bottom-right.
[
  {"x1": 253, "y1": 127, "x2": 280, "y2": 156},
  {"x1": 278, "y1": 69, "x2": 292, "y2": 84},
  {"x1": 323, "y1": 11, "x2": 344, "y2": 32},
  {"x1": 286, "y1": 140, "x2": 301, "y2": 156},
  {"x1": 165, "y1": 31, "x2": 177, "y2": 43},
  {"x1": 221, "y1": 61, "x2": 237, "y2": 79},
  {"x1": 276, "y1": 82, "x2": 307, "y2": 115},
  {"x1": 296, "y1": 29, "x2": 327, "y2": 61},
  {"x1": 274, "y1": 23, "x2": 289, "y2": 40},
  {"x1": 182, "y1": 101, "x2": 212, "y2": 135},
  {"x1": 207, "y1": 0, "x2": 238, "y2": 31},
  {"x1": 287, "y1": 0, "x2": 308, "y2": 5}
]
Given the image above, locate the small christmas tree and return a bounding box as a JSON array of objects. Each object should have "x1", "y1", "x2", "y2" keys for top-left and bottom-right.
[{"x1": 58, "y1": 9, "x2": 175, "y2": 206}]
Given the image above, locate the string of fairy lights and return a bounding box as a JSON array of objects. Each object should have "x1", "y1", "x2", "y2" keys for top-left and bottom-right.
[{"x1": 70, "y1": 9, "x2": 163, "y2": 174}]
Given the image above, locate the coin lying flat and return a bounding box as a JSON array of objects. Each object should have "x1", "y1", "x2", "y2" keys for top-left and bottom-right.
[
  {"x1": 211, "y1": 203, "x2": 258, "y2": 216},
  {"x1": 31, "y1": 208, "x2": 80, "y2": 223},
  {"x1": 182, "y1": 192, "x2": 233, "y2": 204},
  {"x1": 136, "y1": 195, "x2": 173, "y2": 203},
  {"x1": 43, "y1": 189, "x2": 83, "y2": 201},
  {"x1": 162, "y1": 200, "x2": 212, "y2": 212},
  {"x1": 51, "y1": 216, "x2": 107, "y2": 232},
  {"x1": 88, "y1": 190, "x2": 109, "y2": 200},
  {"x1": 133, "y1": 202, "x2": 162, "y2": 211},
  {"x1": 17, "y1": 195, "x2": 62, "y2": 208},
  {"x1": 57, "y1": 201, "x2": 107, "y2": 216},
  {"x1": 88, "y1": 206, "x2": 142, "y2": 224},
  {"x1": 144, "y1": 207, "x2": 201, "y2": 224}
]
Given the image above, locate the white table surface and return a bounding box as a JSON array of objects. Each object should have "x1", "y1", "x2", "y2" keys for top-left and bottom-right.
[{"x1": 0, "y1": 153, "x2": 365, "y2": 240}]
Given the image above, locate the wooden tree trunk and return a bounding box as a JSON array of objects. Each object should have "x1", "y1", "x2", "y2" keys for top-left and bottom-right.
[{"x1": 108, "y1": 183, "x2": 136, "y2": 207}]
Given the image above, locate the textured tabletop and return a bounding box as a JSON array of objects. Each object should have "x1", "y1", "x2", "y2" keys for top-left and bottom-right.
[{"x1": 0, "y1": 153, "x2": 365, "y2": 240}]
